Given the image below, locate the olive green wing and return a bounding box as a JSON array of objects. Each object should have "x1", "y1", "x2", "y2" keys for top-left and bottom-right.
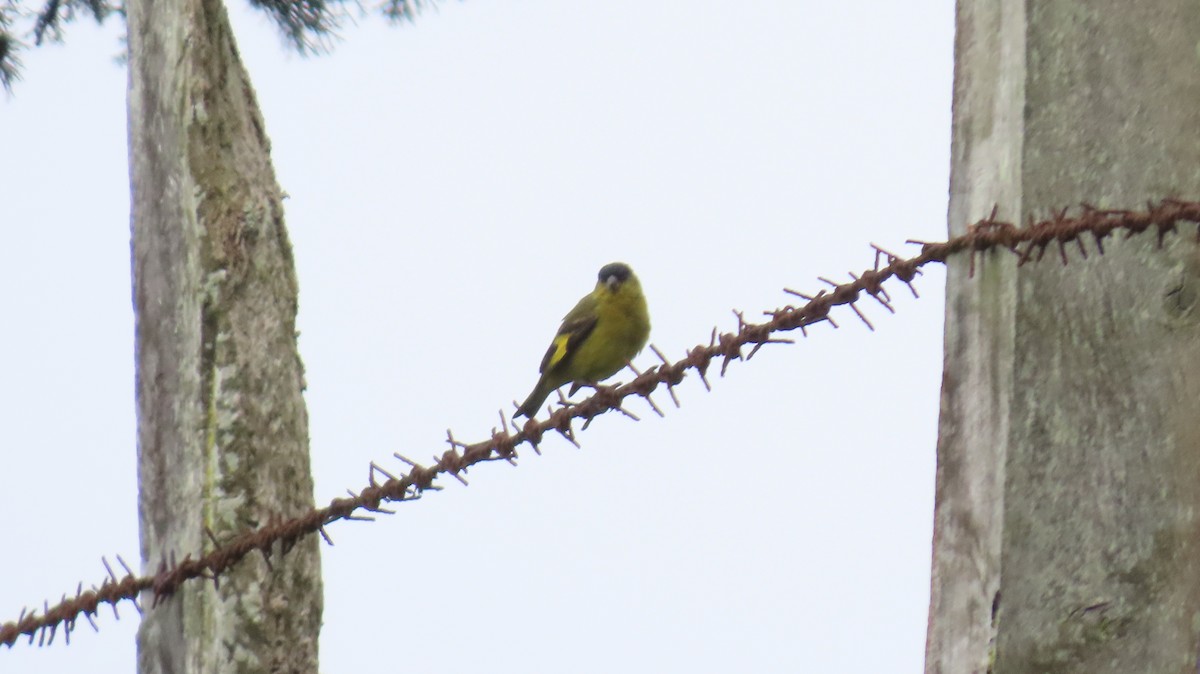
[{"x1": 538, "y1": 293, "x2": 600, "y2": 374}]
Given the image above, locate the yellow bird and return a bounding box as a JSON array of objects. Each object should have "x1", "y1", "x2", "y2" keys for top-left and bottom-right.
[{"x1": 514, "y1": 262, "x2": 651, "y2": 419}]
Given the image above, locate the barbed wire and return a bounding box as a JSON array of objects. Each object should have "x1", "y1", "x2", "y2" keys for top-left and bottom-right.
[{"x1": 4, "y1": 198, "x2": 1199, "y2": 650}]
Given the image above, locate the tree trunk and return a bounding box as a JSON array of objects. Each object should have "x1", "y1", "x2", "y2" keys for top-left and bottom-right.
[
  {"x1": 928, "y1": 1, "x2": 1200, "y2": 672},
  {"x1": 126, "y1": 0, "x2": 323, "y2": 670}
]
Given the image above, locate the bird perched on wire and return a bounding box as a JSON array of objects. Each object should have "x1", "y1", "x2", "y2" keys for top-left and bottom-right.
[{"x1": 514, "y1": 262, "x2": 651, "y2": 420}]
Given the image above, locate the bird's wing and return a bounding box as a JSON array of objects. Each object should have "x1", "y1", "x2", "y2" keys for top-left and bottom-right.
[{"x1": 538, "y1": 294, "x2": 600, "y2": 374}]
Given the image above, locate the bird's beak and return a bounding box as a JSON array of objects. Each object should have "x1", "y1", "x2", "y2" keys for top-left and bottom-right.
[{"x1": 605, "y1": 275, "x2": 620, "y2": 291}]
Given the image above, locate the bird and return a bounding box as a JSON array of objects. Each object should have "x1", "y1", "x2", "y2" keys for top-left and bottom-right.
[{"x1": 514, "y1": 262, "x2": 650, "y2": 420}]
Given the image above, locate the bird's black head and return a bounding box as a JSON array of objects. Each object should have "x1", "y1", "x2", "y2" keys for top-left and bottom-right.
[{"x1": 598, "y1": 262, "x2": 633, "y2": 291}]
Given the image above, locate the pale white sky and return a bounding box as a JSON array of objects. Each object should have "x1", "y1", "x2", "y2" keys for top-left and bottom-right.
[{"x1": 1, "y1": 2, "x2": 954, "y2": 672}]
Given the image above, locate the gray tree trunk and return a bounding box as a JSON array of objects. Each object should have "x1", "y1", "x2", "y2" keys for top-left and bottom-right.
[
  {"x1": 928, "y1": 1, "x2": 1200, "y2": 673},
  {"x1": 126, "y1": 0, "x2": 323, "y2": 670}
]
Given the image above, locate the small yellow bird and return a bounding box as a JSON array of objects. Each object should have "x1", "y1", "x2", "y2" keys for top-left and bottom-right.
[{"x1": 514, "y1": 262, "x2": 651, "y2": 419}]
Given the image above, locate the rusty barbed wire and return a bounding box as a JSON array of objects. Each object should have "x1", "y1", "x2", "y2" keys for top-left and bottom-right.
[{"x1": 5, "y1": 198, "x2": 1200, "y2": 650}]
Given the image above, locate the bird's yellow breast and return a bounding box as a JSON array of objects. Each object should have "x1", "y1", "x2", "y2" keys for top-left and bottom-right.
[{"x1": 571, "y1": 283, "x2": 650, "y2": 382}]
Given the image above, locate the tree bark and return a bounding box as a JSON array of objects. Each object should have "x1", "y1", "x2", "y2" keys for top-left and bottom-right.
[
  {"x1": 127, "y1": 0, "x2": 323, "y2": 670},
  {"x1": 928, "y1": 1, "x2": 1200, "y2": 672}
]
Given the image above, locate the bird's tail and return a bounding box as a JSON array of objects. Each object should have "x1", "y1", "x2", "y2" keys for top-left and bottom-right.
[{"x1": 514, "y1": 380, "x2": 554, "y2": 420}]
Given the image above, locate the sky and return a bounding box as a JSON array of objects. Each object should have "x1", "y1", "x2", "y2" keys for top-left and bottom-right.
[{"x1": 0, "y1": 2, "x2": 954, "y2": 672}]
